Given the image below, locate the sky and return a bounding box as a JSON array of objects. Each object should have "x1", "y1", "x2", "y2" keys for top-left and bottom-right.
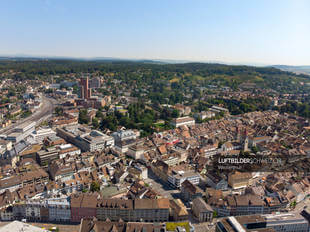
[{"x1": 1, "y1": 0, "x2": 310, "y2": 65}]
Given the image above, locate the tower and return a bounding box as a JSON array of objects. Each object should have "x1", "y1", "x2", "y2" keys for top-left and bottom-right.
[
  {"x1": 235, "y1": 126, "x2": 241, "y2": 142},
  {"x1": 80, "y1": 77, "x2": 91, "y2": 99},
  {"x1": 244, "y1": 136, "x2": 249, "y2": 152}
]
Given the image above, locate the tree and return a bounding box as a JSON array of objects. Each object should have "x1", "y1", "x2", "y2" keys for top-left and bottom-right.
[
  {"x1": 92, "y1": 117, "x2": 100, "y2": 129},
  {"x1": 90, "y1": 181, "x2": 100, "y2": 192},
  {"x1": 79, "y1": 109, "x2": 89, "y2": 124},
  {"x1": 171, "y1": 109, "x2": 179, "y2": 118},
  {"x1": 55, "y1": 106, "x2": 64, "y2": 116},
  {"x1": 251, "y1": 146, "x2": 259, "y2": 154}
]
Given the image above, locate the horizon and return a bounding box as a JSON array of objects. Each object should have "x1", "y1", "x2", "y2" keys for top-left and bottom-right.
[
  {"x1": 1, "y1": 54, "x2": 309, "y2": 68},
  {"x1": 1, "y1": 0, "x2": 310, "y2": 66}
]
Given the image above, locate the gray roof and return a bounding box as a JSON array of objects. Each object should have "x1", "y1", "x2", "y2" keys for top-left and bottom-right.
[{"x1": 192, "y1": 197, "x2": 213, "y2": 212}]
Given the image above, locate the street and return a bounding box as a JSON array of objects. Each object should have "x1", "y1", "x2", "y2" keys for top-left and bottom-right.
[{"x1": 145, "y1": 170, "x2": 180, "y2": 199}]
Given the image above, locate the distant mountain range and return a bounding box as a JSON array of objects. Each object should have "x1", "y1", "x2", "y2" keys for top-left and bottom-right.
[{"x1": 272, "y1": 65, "x2": 310, "y2": 75}]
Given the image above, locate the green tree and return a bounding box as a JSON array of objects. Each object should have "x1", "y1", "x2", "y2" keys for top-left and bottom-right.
[
  {"x1": 55, "y1": 106, "x2": 64, "y2": 116},
  {"x1": 90, "y1": 181, "x2": 100, "y2": 192},
  {"x1": 79, "y1": 109, "x2": 89, "y2": 124},
  {"x1": 92, "y1": 117, "x2": 100, "y2": 129}
]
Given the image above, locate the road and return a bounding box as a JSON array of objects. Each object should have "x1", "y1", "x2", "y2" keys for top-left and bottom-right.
[
  {"x1": 0, "y1": 95, "x2": 57, "y2": 136},
  {"x1": 145, "y1": 170, "x2": 180, "y2": 199}
]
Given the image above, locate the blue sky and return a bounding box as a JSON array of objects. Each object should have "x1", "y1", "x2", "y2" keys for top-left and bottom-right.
[{"x1": 1, "y1": 0, "x2": 310, "y2": 65}]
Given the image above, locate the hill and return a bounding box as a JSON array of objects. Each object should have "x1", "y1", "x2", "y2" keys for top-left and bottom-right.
[
  {"x1": 0, "y1": 59, "x2": 309, "y2": 93},
  {"x1": 273, "y1": 65, "x2": 310, "y2": 75}
]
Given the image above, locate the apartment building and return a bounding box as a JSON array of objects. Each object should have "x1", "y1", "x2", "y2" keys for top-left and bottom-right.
[
  {"x1": 228, "y1": 172, "x2": 252, "y2": 190},
  {"x1": 181, "y1": 180, "x2": 204, "y2": 202},
  {"x1": 96, "y1": 198, "x2": 170, "y2": 222},
  {"x1": 192, "y1": 197, "x2": 213, "y2": 222},
  {"x1": 71, "y1": 193, "x2": 99, "y2": 222},
  {"x1": 47, "y1": 198, "x2": 71, "y2": 222}
]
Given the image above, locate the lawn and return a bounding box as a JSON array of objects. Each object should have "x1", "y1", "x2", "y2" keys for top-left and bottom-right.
[{"x1": 166, "y1": 222, "x2": 190, "y2": 232}]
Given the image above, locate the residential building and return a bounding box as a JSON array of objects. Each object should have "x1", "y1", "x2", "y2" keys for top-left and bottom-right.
[
  {"x1": 47, "y1": 198, "x2": 71, "y2": 222},
  {"x1": 127, "y1": 144, "x2": 145, "y2": 160},
  {"x1": 228, "y1": 172, "x2": 252, "y2": 190},
  {"x1": 192, "y1": 197, "x2": 213, "y2": 222},
  {"x1": 71, "y1": 193, "x2": 99, "y2": 222},
  {"x1": 79, "y1": 218, "x2": 166, "y2": 232},
  {"x1": 170, "y1": 199, "x2": 188, "y2": 221},
  {"x1": 89, "y1": 77, "x2": 101, "y2": 89},
  {"x1": 181, "y1": 180, "x2": 203, "y2": 202},
  {"x1": 205, "y1": 173, "x2": 228, "y2": 190},
  {"x1": 96, "y1": 198, "x2": 170, "y2": 222}
]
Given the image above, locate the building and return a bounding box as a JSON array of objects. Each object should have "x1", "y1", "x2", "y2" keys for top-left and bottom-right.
[
  {"x1": 30, "y1": 127, "x2": 56, "y2": 144},
  {"x1": 13, "y1": 200, "x2": 47, "y2": 221},
  {"x1": 43, "y1": 135, "x2": 65, "y2": 147},
  {"x1": 194, "y1": 111, "x2": 215, "y2": 120},
  {"x1": 228, "y1": 172, "x2": 252, "y2": 190},
  {"x1": 80, "y1": 77, "x2": 91, "y2": 99},
  {"x1": 6, "y1": 132, "x2": 24, "y2": 143},
  {"x1": 49, "y1": 161, "x2": 75, "y2": 181},
  {"x1": 249, "y1": 136, "x2": 272, "y2": 147},
  {"x1": 170, "y1": 199, "x2": 188, "y2": 221},
  {"x1": 216, "y1": 215, "x2": 270, "y2": 232},
  {"x1": 205, "y1": 173, "x2": 228, "y2": 190},
  {"x1": 112, "y1": 130, "x2": 137, "y2": 154},
  {"x1": 58, "y1": 143, "x2": 81, "y2": 159},
  {"x1": 47, "y1": 197, "x2": 71, "y2": 222},
  {"x1": 0, "y1": 140, "x2": 12, "y2": 155},
  {"x1": 36, "y1": 147, "x2": 59, "y2": 168},
  {"x1": 181, "y1": 180, "x2": 203, "y2": 202},
  {"x1": 210, "y1": 105, "x2": 229, "y2": 114},
  {"x1": 216, "y1": 213, "x2": 309, "y2": 232},
  {"x1": 89, "y1": 77, "x2": 101, "y2": 89},
  {"x1": 0, "y1": 220, "x2": 50, "y2": 232},
  {"x1": 79, "y1": 218, "x2": 166, "y2": 232},
  {"x1": 192, "y1": 197, "x2": 213, "y2": 222},
  {"x1": 112, "y1": 130, "x2": 137, "y2": 142},
  {"x1": 71, "y1": 193, "x2": 99, "y2": 222},
  {"x1": 7, "y1": 121, "x2": 36, "y2": 143},
  {"x1": 264, "y1": 213, "x2": 309, "y2": 232},
  {"x1": 171, "y1": 117, "x2": 195, "y2": 128},
  {"x1": 96, "y1": 198, "x2": 170, "y2": 222},
  {"x1": 127, "y1": 144, "x2": 145, "y2": 160},
  {"x1": 57, "y1": 125, "x2": 114, "y2": 152},
  {"x1": 168, "y1": 170, "x2": 200, "y2": 189}
]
